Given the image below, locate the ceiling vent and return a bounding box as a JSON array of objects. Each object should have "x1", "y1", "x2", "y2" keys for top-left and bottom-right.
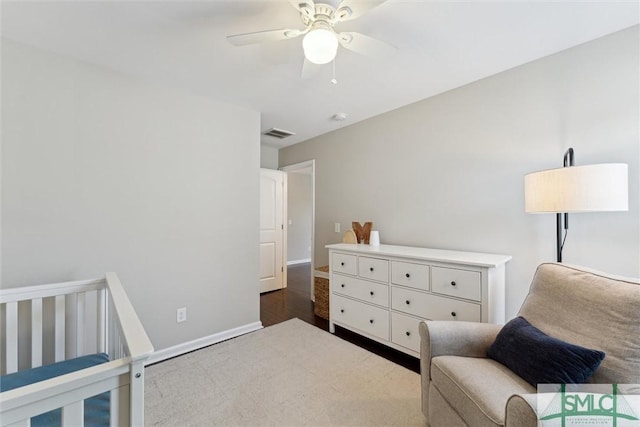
[{"x1": 262, "y1": 128, "x2": 295, "y2": 139}]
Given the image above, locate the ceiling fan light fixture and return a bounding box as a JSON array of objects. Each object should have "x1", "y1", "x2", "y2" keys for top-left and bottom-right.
[{"x1": 302, "y1": 28, "x2": 338, "y2": 65}]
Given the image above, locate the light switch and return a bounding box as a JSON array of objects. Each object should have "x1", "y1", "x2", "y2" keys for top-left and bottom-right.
[{"x1": 334, "y1": 223, "x2": 341, "y2": 233}]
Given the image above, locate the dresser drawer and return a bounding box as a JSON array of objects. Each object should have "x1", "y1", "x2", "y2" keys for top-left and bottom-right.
[
  {"x1": 432, "y1": 267, "x2": 481, "y2": 301},
  {"x1": 358, "y1": 256, "x2": 389, "y2": 282},
  {"x1": 331, "y1": 294, "x2": 389, "y2": 341},
  {"x1": 391, "y1": 287, "x2": 481, "y2": 322},
  {"x1": 391, "y1": 312, "x2": 422, "y2": 353},
  {"x1": 332, "y1": 253, "x2": 357, "y2": 276},
  {"x1": 391, "y1": 261, "x2": 430, "y2": 291},
  {"x1": 331, "y1": 275, "x2": 389, "y2": 307}
]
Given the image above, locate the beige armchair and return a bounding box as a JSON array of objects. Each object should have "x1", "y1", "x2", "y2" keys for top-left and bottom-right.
[{"x1": 419, "y1": 263, "x2": 640, "y2": 427}]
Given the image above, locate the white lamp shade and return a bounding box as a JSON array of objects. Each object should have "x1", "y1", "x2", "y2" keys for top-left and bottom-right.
[
  {"x1": 525, "y1": 163, "x2": 628, "y2": 213},
  {"x1": 302, "y1": 29, "x2": 338, "y2": 65}
]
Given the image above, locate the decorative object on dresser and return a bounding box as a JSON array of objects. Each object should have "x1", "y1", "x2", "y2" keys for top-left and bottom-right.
[
  {"x1": 369, "y1": 230, "x2": 380, "y2": 246},
  {"x1": 524, "y1": 147, "x2": 628, "y2": 262},
  {"x1": 326, "y1": 243, "x2": 511, "y2": 357},
  {"x1": 351, "y1": 221, "x2": 373, "y2": 244},
  {"x1": 342, "y1": 229, "x2": 358, "y2": 244},
  {"x1": 419, "y1": 263, "x2": 640, "y2": 427}
]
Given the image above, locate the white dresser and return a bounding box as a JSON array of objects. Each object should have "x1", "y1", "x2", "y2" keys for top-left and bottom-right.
[{"x1": 326, "y1": 243, "x2": 511, "y2": 357}]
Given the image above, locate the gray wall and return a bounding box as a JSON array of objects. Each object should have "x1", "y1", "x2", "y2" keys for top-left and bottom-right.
[
  {"x1": 260, "y1": 145, "x2": 279, "y2": 169},
  {"x1": 280, "y1": 27, "x2": 640, "y2": 319},
  {"x1": 1, "y1": 39, "x2": 261, "y2": 352},
  {"x1": 287, "y1": 173, "x2": 313, "y2": 263}
]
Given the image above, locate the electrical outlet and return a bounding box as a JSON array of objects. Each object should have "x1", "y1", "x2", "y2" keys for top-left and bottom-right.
[
  {"x1": 334, "y1": 223, "x2": 341, "y2": 233},
  {"x1": 176, "y1": 307, "x2": 187, "y2": 323}
]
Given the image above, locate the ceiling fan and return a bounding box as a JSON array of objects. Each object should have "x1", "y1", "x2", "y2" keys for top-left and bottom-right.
[{"x1": 226, "y1": 0, "x2": 395, "y2": 67}]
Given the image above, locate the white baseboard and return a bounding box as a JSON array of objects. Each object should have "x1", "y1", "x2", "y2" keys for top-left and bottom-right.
[
  {"x1": 287, "y1": 258, "x2": 311, "y2": 266},
  {"x1": 146, "y1": 321, "x2": 263, "y2": 366}
]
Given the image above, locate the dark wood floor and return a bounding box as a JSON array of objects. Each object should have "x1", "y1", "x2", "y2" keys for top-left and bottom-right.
[{"x1": 260, "y1": 263, "x2": 420, "y2": 373}]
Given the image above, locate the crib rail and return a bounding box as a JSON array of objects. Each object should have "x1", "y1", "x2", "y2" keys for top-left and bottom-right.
[
  {"x1": 104, "y1": 273, "x2": 153, "y2": 363},
  {"x1": 1, "y1": 278, "x2": 106, "y2": 373},
  {"x1": 0, "y1": 274, "x2": 153, "y2": 426},
  {"x1": 1, "y1": 359, "x2": 130, "y2": 426}
]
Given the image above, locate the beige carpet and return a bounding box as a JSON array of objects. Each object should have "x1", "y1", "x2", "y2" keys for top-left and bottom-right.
[{"x1": 145, "y1": 318, "x2": 425, "y2": 426}]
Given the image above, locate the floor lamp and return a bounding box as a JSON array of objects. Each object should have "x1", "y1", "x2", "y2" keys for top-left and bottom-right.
[{"x1": 524, "y1": 148, "x2": 628, "y2": 262}]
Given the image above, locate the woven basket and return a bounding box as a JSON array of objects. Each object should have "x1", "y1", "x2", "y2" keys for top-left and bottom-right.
[{"x1": 314, "y1": 266, "x2": 330, "y2": 320}]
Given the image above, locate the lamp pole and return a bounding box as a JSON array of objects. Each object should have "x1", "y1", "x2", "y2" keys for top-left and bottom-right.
[{"x1": 556, "y1": 147, "x2": 574, "y2": 262}]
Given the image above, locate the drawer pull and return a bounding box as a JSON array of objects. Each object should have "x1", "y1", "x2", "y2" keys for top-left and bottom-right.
[
  {"x1": 370, "y1": 291, "x2": 374, "y2": 296},
  {"x1": 405, "y1": 273, "x2": 410, "y2": 278},
  {"x1": 405, "y1": 300, "x2": 410, "y2": 305},
  {"x1": 341, "y1": 283, "x2": 345, "y2": 288},
  {"x1": 341, "y1": 262, "x2": 345, "y2": 266},
  {"x1": 340, "y1": 309, "x2": 344, "y2": 313},
  {"x1": 451, "y1": 311, "x2": 457, "y2": 317},
  {"x1": 369, "y1": 319, "x2": 374, "y2": 324},
  {"x1": 405, "y1": 331, "x2": 411, "y2": 337},
  {"x1": 369, "y1": 267, "x2": 374, "y2": 272},
  {"x1": 451, "y1": 281, "x2": 456, "y2": 287}
]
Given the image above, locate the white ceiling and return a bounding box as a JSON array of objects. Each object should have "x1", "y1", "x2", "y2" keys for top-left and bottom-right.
[{"x1": 2, "y1": 1, "x2": 638, "y2": 148}]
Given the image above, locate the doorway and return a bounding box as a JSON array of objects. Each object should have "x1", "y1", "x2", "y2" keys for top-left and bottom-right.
[{"x1": 280, "y1": 160, "x2": 315, "y2": 300}]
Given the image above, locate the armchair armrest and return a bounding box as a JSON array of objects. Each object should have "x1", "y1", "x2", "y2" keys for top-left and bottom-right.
[
  {"x1": 419, "y1": 320, "x2": 502, "y2": 361},
  {"x1": 419, "y1": 320, "x2": 502, "y2": 419},
  {"x1": 505, "y1": 393, "x2": 538, "y2": 427}
]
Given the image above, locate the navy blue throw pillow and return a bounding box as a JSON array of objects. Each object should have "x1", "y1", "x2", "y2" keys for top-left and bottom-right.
[{"x1": 487, "y1": 316, "x2": 605, "y2": 386}]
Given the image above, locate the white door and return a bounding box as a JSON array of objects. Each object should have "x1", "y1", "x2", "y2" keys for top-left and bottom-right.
[{"x1": 260, "y1": 169, "x2": 286, "y2": 293}]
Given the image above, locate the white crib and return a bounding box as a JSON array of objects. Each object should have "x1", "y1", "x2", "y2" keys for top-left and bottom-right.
[{"x1": 1, "y1": 273, "x2": 153, "y2": 426}]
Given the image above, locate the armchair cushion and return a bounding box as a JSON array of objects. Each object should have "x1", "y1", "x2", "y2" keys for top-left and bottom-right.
[
  {"x1": 487, "y1": 316, "x2": 605, "y2": 386},
  {"x1": 419, "y1": 321, "x2": 502, "y2": 420}
]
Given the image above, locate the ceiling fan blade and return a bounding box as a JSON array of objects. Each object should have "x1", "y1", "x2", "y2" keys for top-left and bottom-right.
[
  {"x1": 335, "y1": 0, "x2": 388, "y2": 22},
  {"x1": 337, "y1": 32, "x2": 396, "y2": 58},
  {"x1": 227, "y1": 28, "x2": 303, "y2": 46},
  {"x1": 301, "y1": 58, "x2": 322, "y2": 79}
]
